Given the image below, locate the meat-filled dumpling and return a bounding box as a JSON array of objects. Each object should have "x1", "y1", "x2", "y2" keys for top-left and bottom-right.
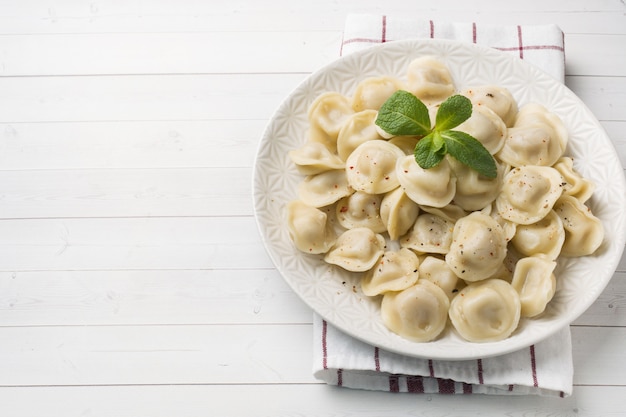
[
  {"x1": 445, "y1": 212, "x2": 508, "y2": 282},
  {"x1": 400, "y1": 213, "x2": 454, "y2": 255},
  {"x1": 553, "y1": 156, "x2": 595, "y2": 203},
  {"x1": 298, "y1": 169, "x2": 354, "y2": 207},
  {"x1": 336, "y1": 191, "x2": 386, "y2": 233},
  {"x1": 511, "y1": 210, "x2": 565, "y2": 260},
  {"x1": 381, "y1": 279, "x2": 450, "y2": 342},
  {"x1": 324, "y1": 227, "x2": 386, "y2": 272},
  {"x1": 286, "y1": 200, "x2": 337, "y2": 254},
  {"x1": 396, "y1": 154, "x2": 456, "y2": 207},
  {"x1": 495, "y1": 165, "x2": 564, "y2": 225},
  {"x1": 455, "y1": 104, "x2": 507, "y2": 155},
  {"x1": 448, "y1": 157, "x2": 504, "y2": 212},
  {"x1": 449, "y1": 279, "x2": 521, "y2": 342},
  {"x1": 380, "y1": 187, "x2": 420, "y2": 240},
  {"x1": 418, "y1": 256, "x2": 462, "y2": 300},
  {"x1": 406, "y1": 56, "x2": 455, "y2": 105},
  {"x1": 345, "y1": 140, "x2": 405, "y2": 194},
  {"x1": 288, "y1": 141, "x2": 345, "y2": 175},
  {"x1": 352, "y1": 76, "x2": 404, "y2": 112},
  {"x1": 511, "y1": 256, "x2": 557, "y2": 318},
  {"x1": 337, "y1": 110, "x2": 383, "y2": 161},
  {"x1": 361, "y1": 248, "x2": 420, "y2": 296},
  {"x1": 462, "y1": 85, "x2": 518, "y2": 127},
  {"x1": 553, "y1": 195, "x2": 604, "y2": 257},
  {"x1": 307, "y1": 92, "x2": 355, "y2": 139},
  {"x1": 496, "y1": 103, "x2": 568, "y2": 167}
]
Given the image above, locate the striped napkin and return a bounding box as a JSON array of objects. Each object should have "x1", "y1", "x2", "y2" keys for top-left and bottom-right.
[{"x1": 312, "y1": 15, "x2": 572, "y2": 397}]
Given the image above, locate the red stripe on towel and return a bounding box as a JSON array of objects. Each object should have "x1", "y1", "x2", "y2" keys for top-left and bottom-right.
[
  {"x1": 463, "y1": 382, "x2": 473, "y2": 394},
  {"x1": 477, "y1": 358, "x2": 484, "y2": 384},
  {"x1": 428, "y1": 359, "x2": 435, "y2": 377},
  {"x1": 530, "y1": 345, "x2": 539, "y2": 387},
  {"x1": 429, "y1": 20, "x2": 434, "y2": 38},
  {"x1": 381, "y1": 15, "x2": 387, "y2": 43},
  {"x1": 472, "y1": 22, "x2": 477, "y2": 43},
  {"x1": 407, "y1": 376, "x2": 424, "y2": 393},
  {"x1": 322, "y1": 320, "x2": 328, "y2": 370},
  {"x1": 374, "y1": 347, "x2": 381, "y2": 371},
  {"x1": 389, "y1": 375, "x2": 400, "y2": 392},
  {"x1": 438, "y1": 378, "x2": 456, "y2": 394},
  {"x1": 337, "y1": 369, "x2": 343, "y2": 386},
  {"x1": 517, "y1": 25, "x2": 524, "y2": 59}
]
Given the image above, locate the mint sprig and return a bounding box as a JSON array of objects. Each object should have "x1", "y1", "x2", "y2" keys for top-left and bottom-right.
[{"x1": 376, "y1": 91, "x2": 497, "y2": 178}]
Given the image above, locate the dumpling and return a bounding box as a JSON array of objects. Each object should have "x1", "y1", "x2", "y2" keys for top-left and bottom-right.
[
  {"x1": 361, "y1": 248, "x2": 420, "y2": 296},
  {"x1": 406, "y1": 56, "x2": 455, "y2": 105},
  {"x1": 336, "y1": 191, "x2": 386, "y2": 233},
  {"x1": 445, "y1": 212, "x2": 508, "y2": 282},
  {"x1": 324, "y1": 227, "x2": 386, "y2": 272},
  {"x1": 449, "y1": 279, "x2": 521, "y2": 342},
  {"x1": 454, "y1": 104, "x2": 507, "y2": 155},
  {"x1": 337, "y1": 110, "x2": 383, "y2": 161},
  {"x1": 419, "y1": 203, "x2": 468, "y2": 223},
  {"x1": 552, "y1": 157, "x2": 595, "y2": 203},
  {"x1": 381, "y1": 279, "x2": 450, "y2": 342},
  {"x1": 462, "y1": 85, "x2": 518, "y2": 127},
  {"x1": 400, "y1": 213, "x2": 454, "y2": 255},
  {"x1": 510, "y1": 256, "x2": 557, "y2": 318},
  {"x1": 288, "y1": 141, "x2": 345, "y2": 175},
  {"x1": 418, "y1": 255, "x2": 462, "y2": 300},
  {"x1": 396, "y1": 154, "x2": 457, "y2": 207},
  {"x1": 352, "y1": 76, "x2": 404, "y2": 112},
  {"x1": 380, "y1": 187, "x2": 420, "y2": 240},
  {"x1": 495, "y1": 165, "x2": 564, "y2": 225},
  {"x1": 307, "y1": 92, "x2": 355, "y2": 139},
  {"x1": 496, "y1": 103, "x2": 568, "y2": 167},
  {"x1": 448, "y1": 157, "x2": 504, "y2": 212},
  {"x1": 553, "y1": 195, "x2": 604, "y2": 257},
  {"x1": 345, "y1": 140, "x2": 405, "y2": 194},
  {"x1": 285, "y1": 200, "x2": 337, "y2": 254},
  {"x1": 511, "y1": 210, "x2": 565, "y2": 260},
  {"x1": 298, "y1": 169, "x2": 354, "y2": 207}
]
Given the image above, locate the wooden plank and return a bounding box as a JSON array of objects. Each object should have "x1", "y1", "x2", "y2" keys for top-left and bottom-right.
[
  {"x1": 0, "y1": 384, "x2": 623, "y2": 417},
  {"x1": 0, "y1": 217, "x2": 275, "y2": 271},
  {"x1": 0, "y1": 120, "x2": 266, "y2": 170},
  {"x1": 0, "y1": 31, "x2": 622, "y2": 76},
  {"x1": 0, "y1": 269, "x2": 313, "y2": 326},
  {"x1": 0, "y1": 324, "x2": 621, "y2": 386},
  {"x1": 0, "y1": 167, "x2": 253, "y2": 218}
]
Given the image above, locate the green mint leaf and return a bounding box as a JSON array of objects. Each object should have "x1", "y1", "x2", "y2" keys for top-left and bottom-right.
[
  {"x1": 414, "y1": 134, "x2": 446, "y2": 169},
  {"x1": 435, "y1": 95, "x2": 473, "y2": 131},
  {"x1": 375, "y1": 90, "x2": 431, "y2": 136},
  {"x1": 441, "y1": 130, "x2": 498, "y2": 178}
]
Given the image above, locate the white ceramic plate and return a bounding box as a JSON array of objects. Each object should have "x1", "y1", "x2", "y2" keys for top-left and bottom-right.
[{"x1": 252, "y1": 39, "x2": 626, "y2": 360}]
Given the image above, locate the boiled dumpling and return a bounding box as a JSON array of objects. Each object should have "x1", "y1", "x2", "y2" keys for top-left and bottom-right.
[
  {"x1": 286, "y1": 200, "x2": 337, "y2": 254},
  {"x1": 345, "y1": 140, "x2": 405, "y2": 194},
  {"x1": 511, "y1": 210, "x2": 565, "y2": 260},
  {"x1": 553, "y1": 195, "x2": 604, "y2": 257},
  {"x1": 495, "y1": 165, "x2": 564, "y2": 225},
  {"x1": 449, "y1": 279, "x2": 521, "y2": 342},
  {"x1": 324, "y1": 227, "x2": 386, "y2": 272},
  {"x1": 462, "y1": 85, "x2": 518, "y2": 127},
  {"x1": 337, "y1": 110, "x2": 383, "y2": 161},
  {"x1": 496, "y1": 103, "x2": 568, "y2": 167},
  {"x1": 381, "y1": 279, "x2": 450, "y2": 342},
  {"x1": 455, "y1": 104, "x2": 507, "y2": 155},
  {"x1": 380, "y1": 187, "x2": 420, "y2": 240},
  {"x1": 510, "y1": 256, "x2": 557, "y2": 318},
  {"x1": 445, "y1": 212, "x2": 508, "y2": 282},
  {"x1": 307, "y1": 92, "x2": 355, "y2": 139},
  {"x1": 352, "y1": 76, "x2": 404, "y2": 112},
  {"x1": 448, "y1": 157, "x2": 504, "y2": 212},
  {"x1": 336, "y1": 191, "x2": 386, "y2": 233},
  {"x1": 361, "y1": 248, "x2": 420, "y2": 296},
  {"x1": 288, "y1": 141, "x2": 345, "y2": 175},
  {"x1": 400, "y1": 213, "x2": 454, "y2": 255},
  {"x1": 298, "y1": 169, "x2": 354, "y2": 207},
  {"x1": 418, "y1": 256, "x2": 462, "y2": 300},
  {"x1": 396, "y1": 154, "x2": 456, "y2": 207},
  {"x1": 406, "y1": 56, "x2": 455, "y2": 105},
  {"x1": 552, "y1": 156, "x2": 595, "y2": 203}
]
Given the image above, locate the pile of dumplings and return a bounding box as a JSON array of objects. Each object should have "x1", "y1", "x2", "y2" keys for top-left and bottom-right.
[{"x1": 285, "y1": 56, "x2": 604, "y2": 343}]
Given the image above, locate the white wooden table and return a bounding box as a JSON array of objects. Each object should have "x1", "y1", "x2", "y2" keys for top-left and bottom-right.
[{"x1": 0, "y1": 1, "x2": 624, "y2": 415}]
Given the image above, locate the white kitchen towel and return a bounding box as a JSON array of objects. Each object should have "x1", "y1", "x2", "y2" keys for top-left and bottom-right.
[{"x1": 312, "y1": 15, "x2": 572, "y2": 397}]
